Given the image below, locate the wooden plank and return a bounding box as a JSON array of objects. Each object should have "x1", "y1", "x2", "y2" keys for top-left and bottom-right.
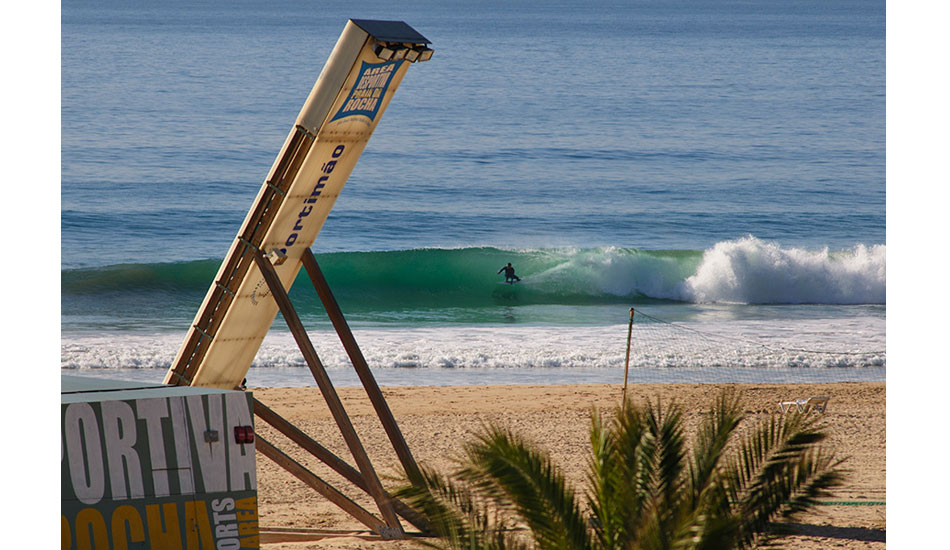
[
  {"x1": 252, "y1": 250, "x2": 404, "y2": 535},
  {"x1": 168, "y1": 128, "x2": 316, "y2": 385},
  {"x1": 254, "y1": 398, "x2": 365, "y2": 486},
  {"x1": 253, "y1": 398, "x2": 430, "y2": 531},
  {"x1": 165, "y1": 22, "x2": 424, "y2": 390},
  {"x1": 254, "y1": 435, "x2": 392, "y2": 536},
  {"x1": 302, "y1": 249, "x2": 425, "y2": 488}
]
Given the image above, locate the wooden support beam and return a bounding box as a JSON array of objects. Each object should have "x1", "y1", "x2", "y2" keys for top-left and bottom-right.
[
  {"x1": 302, "y1": 249, "x2": 425, "y2": 488},
  {"x1": 254, "y1": 435, "x2": 392, "y2": 536},
  {"x1": 253, "y1": 398, "x2": 430, "y2": 532},
  {"x1": 254, "y1": 398, "x2": 365, "y2": 487},
  {"x1": 252, "y1": 250, "x2": 404, "y2": 536}
]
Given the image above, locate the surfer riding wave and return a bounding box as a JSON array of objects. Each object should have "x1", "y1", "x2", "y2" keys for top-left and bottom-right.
[{"x1": 498, "y1": 262, "x2": 521, "y2": 284}]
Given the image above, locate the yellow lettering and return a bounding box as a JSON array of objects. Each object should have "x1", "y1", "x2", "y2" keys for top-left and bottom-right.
[
  {"x1": 146, "y1": 503, "x2": 182, "y2": 550},
  {"x1": 235, "y1": 497, "x2": 257, "y2": 510},
  {"x1": 184, "y1": 500, "x2": 214, "y2": 550},
  {"x1": 238, "y1": 521, "x2": 258, "y2": 536},
  {"x1": 240, "y1": 534, "x2": 260, "y2": 548},
  {"x1": 75, "y1": 508, "x2": 108, "y2": 550},
  {"x1": 112, "y1": 505, "x2": 145, "y2": 550},
  {"x1": 61, "y1": 515, "x2": 71, "y2": 550}
]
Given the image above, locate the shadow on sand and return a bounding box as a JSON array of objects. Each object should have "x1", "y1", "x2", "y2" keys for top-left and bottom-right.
[{"x1": 774, "y1": 523, "x2": 885, "y2": 543}]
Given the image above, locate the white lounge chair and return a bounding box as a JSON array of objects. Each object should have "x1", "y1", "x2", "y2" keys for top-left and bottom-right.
[{"x1": 778, "y1": 396, "x2": 829, "y2": 414}]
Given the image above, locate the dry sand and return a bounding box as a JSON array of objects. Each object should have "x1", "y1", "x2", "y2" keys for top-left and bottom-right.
[{"x1": 250, "y1": 383, "x2": 885, "y2": 549}]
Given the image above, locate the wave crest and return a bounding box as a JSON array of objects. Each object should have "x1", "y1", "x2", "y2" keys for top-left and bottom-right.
[
  {"x1": 680, "y1": 237, "x2": 885, "y2": 304},
  {"x1": 61, "y1": 238, "x2": 886, "y2": 307}
]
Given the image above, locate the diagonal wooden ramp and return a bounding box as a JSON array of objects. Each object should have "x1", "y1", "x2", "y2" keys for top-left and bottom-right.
[{"x1": 162, "y1": 19, "x2": 433, "y2": 539}]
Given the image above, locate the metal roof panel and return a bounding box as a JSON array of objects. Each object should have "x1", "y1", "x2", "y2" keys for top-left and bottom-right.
[{"x1": 350, "y1": 19, "x2": 430, "y2": 44}]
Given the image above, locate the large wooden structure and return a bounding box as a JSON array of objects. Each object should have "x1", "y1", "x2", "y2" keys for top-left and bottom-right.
[
  {"x1": 162, "y1": 19, "x2": 433, "y2": 539},
  {"x1": 164, "y1": 19, "x2": 432, "y2": 390},
  {"x1": 250, "y1": 248, "x2": 427, "y2": 538}
]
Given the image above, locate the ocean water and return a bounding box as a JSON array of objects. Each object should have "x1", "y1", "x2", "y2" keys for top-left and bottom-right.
[{"x1": 61, "y1": 0, "x2": 886, "y2": 387}]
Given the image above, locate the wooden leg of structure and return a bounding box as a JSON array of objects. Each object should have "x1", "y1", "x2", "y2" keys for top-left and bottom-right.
[
  {"x1": 253, "y1": 398, "x2": 429, "y2": 531},
  {"x1": 301, "y1": 249, "x2": 424, "y2": 487},
  {"x1": 254, "y1": 435, "x2": 392, "y2": 536},
  {"x1": 252, "y1": 251, "x2": 404, "y2": 537}
]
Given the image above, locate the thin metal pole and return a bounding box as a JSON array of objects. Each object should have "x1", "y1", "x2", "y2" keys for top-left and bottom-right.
[{"x1": 622, "y1": 308, "x2": 634, "y2": 407}]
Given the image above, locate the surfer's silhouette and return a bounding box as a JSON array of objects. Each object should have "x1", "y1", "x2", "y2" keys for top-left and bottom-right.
[{"x1": 497, "y1": 263, "x2": 521, "y2": 284}]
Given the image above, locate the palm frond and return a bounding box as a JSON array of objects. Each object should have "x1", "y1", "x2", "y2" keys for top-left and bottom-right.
[
  {"x1": 590, "y1": 399, "x2": 691, "y2": 550},
  {"x1": 459, "y1": 423, "x2": 593, "y2": 550},
  {"x1": 725, "y1": 412, "x2": 846, "y2": 549},
  {"x1": 586, "y1": 408, "x2": 631, "y2": 550},
  {"x1": 672, "y1": 391, "x2": 745, "y2": 550},
  {"x1": 687, "y1": 389, "x2": 743, "y2": 508},
  {"x1": 392, "y1": 464, "x2": 530, "y2": 550},
  {"x1": 633, "y1": 399, "x2": 690, "y2": 550},
  {"x1": 613, "y1": 402, "x2": 652, "y2": 534}
]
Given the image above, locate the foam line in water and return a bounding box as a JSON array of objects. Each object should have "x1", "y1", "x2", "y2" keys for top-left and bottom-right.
[{"x1": 62, "y1": 317, "x2": 885, "y2": 372}]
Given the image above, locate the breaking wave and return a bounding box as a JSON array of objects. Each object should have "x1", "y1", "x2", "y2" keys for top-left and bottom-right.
[{"x1": 61, "y1": 237, "x2": 885, "y2": 308}]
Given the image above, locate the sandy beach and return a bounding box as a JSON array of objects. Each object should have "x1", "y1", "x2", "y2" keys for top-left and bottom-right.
[{"x1": 250, "y1": 382, "x2": 885, "y2": 549}]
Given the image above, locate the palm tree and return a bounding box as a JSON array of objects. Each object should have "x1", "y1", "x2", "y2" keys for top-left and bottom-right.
[{"x1": 394, "y1": 389, "x2": 845, "y2": 550}]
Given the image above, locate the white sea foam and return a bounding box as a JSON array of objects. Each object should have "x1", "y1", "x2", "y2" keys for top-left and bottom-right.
[
  {"x1": 61, "y1": 315, "x2": 885, "y2": 375},
  {"x1": 678, "y1": 237, "x2": 885, "y2": 304}
]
